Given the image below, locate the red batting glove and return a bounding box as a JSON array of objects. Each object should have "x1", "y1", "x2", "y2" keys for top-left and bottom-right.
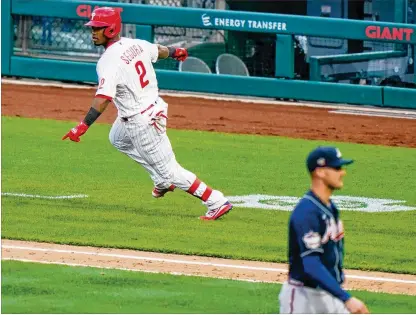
[
  {"x1": 62, "y1": 121, "x2": 89, "y2": 142},
  {"x1": 172, "y1": 48, "x2": 188, "y2": 62}
]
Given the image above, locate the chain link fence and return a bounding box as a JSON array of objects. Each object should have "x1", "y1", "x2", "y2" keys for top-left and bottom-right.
[
  {"x1": 14, "y1": 15, "x2": 103, "y2": 59},
  {"x1": 13, "y1": 0, "x2": 218, "y2": 61}
]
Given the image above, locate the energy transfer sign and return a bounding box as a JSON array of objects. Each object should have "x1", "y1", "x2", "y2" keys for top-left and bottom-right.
[
  {"x1": 201, "y1": 14, "x2": 287, "y2": 31},
  {"x1": 226, "y1": 195, "x2": 416, "y2": 212}
]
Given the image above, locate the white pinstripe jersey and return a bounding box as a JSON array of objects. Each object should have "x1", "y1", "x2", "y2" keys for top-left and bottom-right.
[{"x1": 95, "y1": 37, "x2": 159, "y2": 118}]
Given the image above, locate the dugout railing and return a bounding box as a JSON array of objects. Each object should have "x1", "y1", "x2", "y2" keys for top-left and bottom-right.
[{"x1": 1, "y1": 0, "x2": 416, "y2": 108}]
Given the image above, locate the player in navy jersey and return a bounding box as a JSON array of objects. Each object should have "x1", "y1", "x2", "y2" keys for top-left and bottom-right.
[{"x1": 279, "y1": 146, "x2": 369, "y2": 314}]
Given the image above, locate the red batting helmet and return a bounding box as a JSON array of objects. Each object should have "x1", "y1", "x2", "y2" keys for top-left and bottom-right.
[{"x1": 85, "y1": 7, "x2": 122, "y2": 39}]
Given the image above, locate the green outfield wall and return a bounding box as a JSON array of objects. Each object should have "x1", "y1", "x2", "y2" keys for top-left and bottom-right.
[{"x1": 1, "y1": 0, "x2": 416, "y2": 108}]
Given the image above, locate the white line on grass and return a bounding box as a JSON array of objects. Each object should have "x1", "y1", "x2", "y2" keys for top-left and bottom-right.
[
  {"x1": 3, "y1": 245, "x2": 416, "y2": 284},
  {"x1": 1, "y1": 193, "x2": 88, "y2": 199},
  {"x1": 2, "y1": 258, "x2": 271, "y2": 284},
  {"x1": 2, "y1": 245, "x2": 285, "y2": 272}
]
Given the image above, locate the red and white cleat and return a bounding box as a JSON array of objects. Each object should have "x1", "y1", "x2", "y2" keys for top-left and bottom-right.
[
  {"x1": 200, "y1": 202, "x2": 233, "y2": 220},
  {"x1": 152, "y1": 185, "x2": 175, "y2": 198}
]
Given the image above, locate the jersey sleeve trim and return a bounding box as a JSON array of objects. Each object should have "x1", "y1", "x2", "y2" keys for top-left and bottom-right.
[
  {"x1": 300, "y1": 248, "x2": 324, "y2": 257},
  {"x1": 150, "y1": 43, "x2": 159, "y2": 63},
  {"x1": 95, "y1": 94, "x2": 113, "y2": 101}
]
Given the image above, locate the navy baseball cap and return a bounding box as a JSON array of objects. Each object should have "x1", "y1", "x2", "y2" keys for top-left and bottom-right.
[{"x1": 306, "y1": 146, "x2": 354, "y2": 173}]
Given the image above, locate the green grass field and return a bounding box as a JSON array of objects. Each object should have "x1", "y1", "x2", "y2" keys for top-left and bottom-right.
[
  {"x1": 2, "y1": 116, "x2": 416, "y2": 313},
  {"x1": 3, "y1": 261, "x2": 416, "y2": 314},
  {"x1": 2, "y1": 117, "x2": 416, "y2": 274}
]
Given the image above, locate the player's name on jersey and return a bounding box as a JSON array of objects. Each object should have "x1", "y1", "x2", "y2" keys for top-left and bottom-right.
[
  {"x1": 226, "y1": 195, "x2": 416, "y2": 212},
  {"x1": 201, "y1": 14, "x2": 287, "y2": 31}
]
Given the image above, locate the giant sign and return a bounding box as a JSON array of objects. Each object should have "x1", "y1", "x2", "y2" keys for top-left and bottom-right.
[
  {"x1": 76, "y1": 4, "x2": 123, "y2": 18},
  {"x1": 365, "y1": 25, "x2": 413, "y2": 42}
]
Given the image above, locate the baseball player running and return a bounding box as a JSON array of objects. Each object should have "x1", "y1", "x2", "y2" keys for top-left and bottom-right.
[
  {"x1": 279, "y1": 146, "x2": 369, "y2": 314},
  {"x1": 62, "y1": 7, "x2": 232, "y2": 220}
]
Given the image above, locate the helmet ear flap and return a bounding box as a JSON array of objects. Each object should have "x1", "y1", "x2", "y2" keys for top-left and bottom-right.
[{"x1": 104, "y1": 24, "x2": 116, "y2": 38}]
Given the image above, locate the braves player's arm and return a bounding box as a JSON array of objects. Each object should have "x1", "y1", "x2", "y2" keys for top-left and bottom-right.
[
  {"x1": 293, "y1": 212, "x2": 369, "y2": 313},
  {"x1": 294, "y1": 213, "x2": 351, "y2": 302},
  {"x1": 302, "y1": 255, "x2": 351, "y2": 302},
  {"x1": 303, "y1": 256, "x2": 369, "y2": 313}
]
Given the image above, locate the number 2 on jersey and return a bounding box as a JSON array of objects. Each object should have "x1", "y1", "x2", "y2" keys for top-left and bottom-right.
[{"x1": 135, "y1": 61, "x2": 149, "y2": 88}]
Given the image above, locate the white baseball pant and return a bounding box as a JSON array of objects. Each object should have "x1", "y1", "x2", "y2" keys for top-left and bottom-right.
[
  {"x1": 278, "y1": 281, "x2": 349, "y2": 314},
  {"x1": 108, "y1": 97, "x2": 227, "y2": 211}
]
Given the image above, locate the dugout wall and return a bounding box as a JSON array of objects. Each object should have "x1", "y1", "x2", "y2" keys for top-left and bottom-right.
[{"x1": 1, "y1": 0, "x2": 416, "y2": 108}]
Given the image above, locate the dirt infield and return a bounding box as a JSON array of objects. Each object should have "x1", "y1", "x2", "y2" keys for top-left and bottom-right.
[
  {"x1": 2, "y1": 80, "x2": 416, "y2": 296},
  {"x1": 3, "y1": 240, "x2": 416, "y2": 295},
  {"x1": 2, "y1": 83, "x2": 416, "y2": 147}
]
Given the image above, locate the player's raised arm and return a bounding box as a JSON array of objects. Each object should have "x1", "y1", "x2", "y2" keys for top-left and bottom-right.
[{"x1": 156, "y1": 44, "x2": 188, "y2": 61}]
